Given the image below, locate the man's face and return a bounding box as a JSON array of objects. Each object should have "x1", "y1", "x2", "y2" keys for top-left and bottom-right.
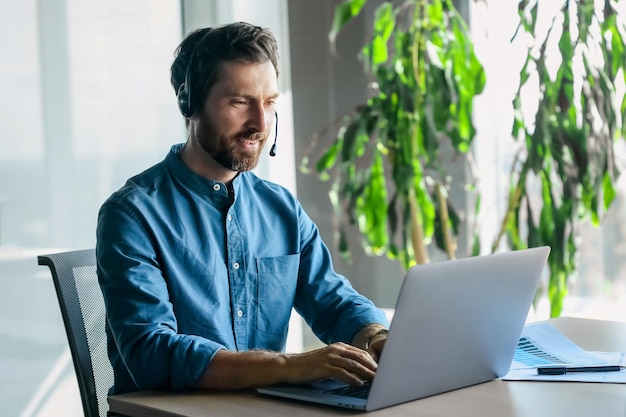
[{"x1": 195, "y1": 60, "x2": 279, "y2": 172}]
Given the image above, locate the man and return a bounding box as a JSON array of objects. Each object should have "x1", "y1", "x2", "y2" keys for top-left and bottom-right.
[{"x1": 96, "y1": 21, "x2": 388, "y2": 396}]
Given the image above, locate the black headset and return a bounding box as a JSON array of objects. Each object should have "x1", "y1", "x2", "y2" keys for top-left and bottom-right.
[
  {"x1": 176, "y1": 63, "x2": 194, "y2": 118},
  {"x1": 176, "y1": 28, "x2": 213, "y2": 118}
]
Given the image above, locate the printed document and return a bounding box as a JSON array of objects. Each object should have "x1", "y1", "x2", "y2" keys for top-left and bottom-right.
[{"x1": 503, "y1": 321, "x2": 626, "y2": 383}]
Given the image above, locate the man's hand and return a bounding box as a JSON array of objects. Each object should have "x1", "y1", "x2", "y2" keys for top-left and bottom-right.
[
  {"x1": 196, "y1": 343, "x2": 378, "y2": 390},
  {"x1": 283, "y1": 342, "x2": 378, "y2": 386}
]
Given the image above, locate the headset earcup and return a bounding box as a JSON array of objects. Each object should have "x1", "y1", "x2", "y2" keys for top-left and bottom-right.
[{"x1": 177, "y1": 82, "x2": 193, "y2": 117}]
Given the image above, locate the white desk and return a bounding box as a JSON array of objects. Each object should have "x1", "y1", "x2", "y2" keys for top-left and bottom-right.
[{"x1": 109, "y1": 317, "x2": 626, "y2": 417}]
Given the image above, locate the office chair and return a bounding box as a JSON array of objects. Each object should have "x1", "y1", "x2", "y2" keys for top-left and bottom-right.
[{"x1": 38, "y1": 249, "x2": 114, "y2": 417}]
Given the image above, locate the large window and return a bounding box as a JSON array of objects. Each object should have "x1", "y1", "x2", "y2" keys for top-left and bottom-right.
[{"x1": 1, "y1": 2, "x2": 182, "y2": 416}]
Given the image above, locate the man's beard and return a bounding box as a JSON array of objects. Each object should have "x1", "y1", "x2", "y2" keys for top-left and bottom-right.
[{"x1": 197, "y1": 112, "x2": 267, "y2": 172}]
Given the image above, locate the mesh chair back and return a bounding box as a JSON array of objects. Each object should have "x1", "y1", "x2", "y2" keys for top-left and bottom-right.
[{"x1": 38, "y1": 249, "x2": 113, "y2": 417}]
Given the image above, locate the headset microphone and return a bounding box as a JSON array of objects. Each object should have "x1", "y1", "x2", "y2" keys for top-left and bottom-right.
[{"x1": 269, "y1": 111, "x2": 278, "y2": 157}]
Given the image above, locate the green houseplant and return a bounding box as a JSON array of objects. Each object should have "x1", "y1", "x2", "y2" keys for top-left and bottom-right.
[
  {"x1": 301, "y1": 0, "x2": 486, "y2": 270},
  {"x1": 492, "y1": 0, "x2": 626, "y2": 317}
]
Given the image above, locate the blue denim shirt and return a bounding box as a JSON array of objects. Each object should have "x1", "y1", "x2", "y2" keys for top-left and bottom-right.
[{"x1": 96, "y1": 144, "x2": 388, "y2": 395}]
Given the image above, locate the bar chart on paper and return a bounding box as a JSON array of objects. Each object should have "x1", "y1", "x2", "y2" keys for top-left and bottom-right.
[{"x1": 514, "y1": 336, "x2": 567, "y2": 367}]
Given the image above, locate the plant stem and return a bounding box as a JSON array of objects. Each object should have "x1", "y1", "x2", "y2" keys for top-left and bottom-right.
[
  {"x1": 491, "y1": 152, "x2": 525, "y2": 253},
  {"x1": 435, "y1": 182, "x2": 456, "y2": 259},
  {"x1": 411, "y1": 0, "x2": 425, "y2": 86},
  {"x1": 407, "y1": 0, "x2": 429, "y2": 266},
  {"x1": 409, "y1": 187, "x2": 430, "y2": 264}
]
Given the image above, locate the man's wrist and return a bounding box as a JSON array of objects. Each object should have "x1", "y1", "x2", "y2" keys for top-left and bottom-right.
[
  {"x1": 352, "y1": 324, "x2": 388, "y2": 350},
  {"x1": 364, "y1": 328, "x2": 389, "y2": 350}
]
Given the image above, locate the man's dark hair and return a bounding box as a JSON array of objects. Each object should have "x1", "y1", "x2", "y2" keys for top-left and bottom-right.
[{"x1": 170, "y1": 21, "x2": 279, "y2": 117}]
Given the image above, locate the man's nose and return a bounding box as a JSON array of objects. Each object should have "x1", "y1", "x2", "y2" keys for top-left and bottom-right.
[{"x1": 247, "y1": 103, "x2": 268, "y2": 133}]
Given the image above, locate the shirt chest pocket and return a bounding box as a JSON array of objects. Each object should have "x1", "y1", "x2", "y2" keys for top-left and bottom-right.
[{"x1": 256, "y1": 254, "x2": 300, "y2": 336}]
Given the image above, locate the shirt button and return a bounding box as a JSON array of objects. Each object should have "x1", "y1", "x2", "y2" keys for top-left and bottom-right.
[
  {"x1": 227, "y1": 214, "x2": 232, "y2": 222},
  {"x1": 237, "y1": 310, "x2": 244, "y2": 317},
  {"x1": 233, "y1": 262, "x2": 240, "y2": 269},
  {"x1": 213, "y1": 184, "x2": 221, "y2": 191}
]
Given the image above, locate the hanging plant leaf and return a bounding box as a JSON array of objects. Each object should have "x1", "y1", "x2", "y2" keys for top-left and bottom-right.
[
  {"x1": 500, "y1": 0, "x2": 626, "y2": 317},
  {"x1": 329, "y1": 0, "x2": 367, "y2": 55},
  {"x1": 304, "y1": 0, "x2": 485, "y2": 272}
]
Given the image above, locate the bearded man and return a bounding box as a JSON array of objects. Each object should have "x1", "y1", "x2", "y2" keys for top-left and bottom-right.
[{"x1": 96, "y1": 22, "x2": 389, "y2": 399}]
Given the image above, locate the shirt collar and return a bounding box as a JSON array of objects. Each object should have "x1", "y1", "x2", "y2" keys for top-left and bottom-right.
[{"x1": 165, "y1": 143, "x2": 243, "y2": 200}]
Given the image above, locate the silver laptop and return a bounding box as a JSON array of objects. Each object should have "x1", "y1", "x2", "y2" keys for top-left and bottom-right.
[{"x1": 257, "y1": 246, "x2": 550, "y2": 411}]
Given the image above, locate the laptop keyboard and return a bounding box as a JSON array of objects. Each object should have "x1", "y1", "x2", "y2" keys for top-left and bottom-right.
[{"x1": 324, "y1": 383, "x2": 371, "y2": 399}]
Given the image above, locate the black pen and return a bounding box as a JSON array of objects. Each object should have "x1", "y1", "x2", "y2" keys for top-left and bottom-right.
[{"x1": 537, "y1": 365, "x2": 624, "y2": 375}]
